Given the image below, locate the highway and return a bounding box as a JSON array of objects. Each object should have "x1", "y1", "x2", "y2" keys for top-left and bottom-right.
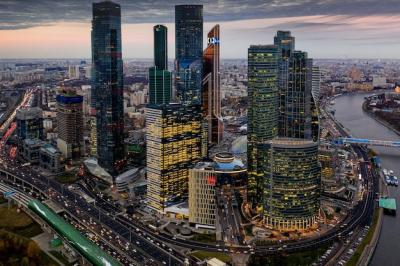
[{"x1": 0, "y1": 90, "x2": 379, "y2": 265}]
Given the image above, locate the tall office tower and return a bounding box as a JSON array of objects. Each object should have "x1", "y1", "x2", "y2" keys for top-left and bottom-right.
[
  {"x1": 149, "y1": 25, "x2": 172, "y2": 105},
  {"x1": 56, "y1": 89, "x2": 84, "y2": 159},
  {"x1": 247, "y1": 45, "x2": 280, "y2": 207},
  {"x1": 274, "y1": 31, "x2": 314, "y2": 140},
  {"x1": 91, "y1": 1, "x2": 124, "y2": 175},
  {"x1": 203, "y1": 25, "x2": 223, "y2": 145},
  {"x1": 175, "y1": 5, "x2": 203, "y2": 105},
  {"x1": 311, "y1": 66, "x2": 321, "y2": 142},
  {"x1": 146, "y1": 104, "x2": 202, "y2": 212},
  {"x1": 16, "y1": 107, "x2": 43, "y2": 141},
  {"x1": 258, "y1": 138, "x2": 320, "y2": 231}
]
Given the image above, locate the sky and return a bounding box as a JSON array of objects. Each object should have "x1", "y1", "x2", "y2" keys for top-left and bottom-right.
[{"x1": 0, "y1": 0, "x2": 400, "y2": 59}]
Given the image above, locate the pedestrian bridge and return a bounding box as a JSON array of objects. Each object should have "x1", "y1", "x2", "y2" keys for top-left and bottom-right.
[{"x1": 335, "y1": 138, "x2": 400, "y2": 148}]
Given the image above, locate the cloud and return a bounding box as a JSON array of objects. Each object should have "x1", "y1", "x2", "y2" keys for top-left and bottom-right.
[{"x1": 0, "y1": 0, "x2": 400, "y2": 30}]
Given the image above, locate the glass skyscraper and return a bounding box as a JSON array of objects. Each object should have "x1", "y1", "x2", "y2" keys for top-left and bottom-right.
[
  {"x1": 247, "y1": 45, "x2": 280, "y2": 207},
  {"x1": 175, "y1": 5, "x2": 203, "y2": 105},
  {"x1": 149, "y1": 25, "x2": 172, "y2": 105},
  {"x1": 91, "y1": 1, "x2": 124, "y2": 175},
  {"x1": 259, "y1": 138, "x2": 320, "y2": 231},
  {"x1": 247, "y1": 32, "x2": 321, "y2": 231},
  {"x1": 203, "y1": 24, "x2": 223, "y2": 145}
]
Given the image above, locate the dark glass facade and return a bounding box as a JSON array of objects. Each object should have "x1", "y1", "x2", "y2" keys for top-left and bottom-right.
[
  {"x1": 154, "y1": 25, "x2": 167, "y2": 70},
  {"x1": 258, "y1": 138, "x2": 320, "y2": 231},
  {"x1": 16, "y1": 107, "x2": 43, "y2": 141},
  {"x1": 91, "y1": 1, "x2": 124, "y2": 175},
  {"x1": 149, "y1": 25, "x2": 172, "y2": 105},
  {"x1": 247, "y1": 45, "x2": 280, "y2": 207},
  {"x1": 203, "y1": 24, "x2": 223, "y2": 145},
  {"x1": 175, "y1": 5, "x2": 203, "y2": 105}
]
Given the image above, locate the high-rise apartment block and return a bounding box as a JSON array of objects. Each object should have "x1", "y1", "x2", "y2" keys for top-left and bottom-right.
[
  {"x1": 56, "y1": 89, "x2": 84, "y2": 159},
  {"x1": 91, "y1": 1, "x2": 124, "y2": 175}
]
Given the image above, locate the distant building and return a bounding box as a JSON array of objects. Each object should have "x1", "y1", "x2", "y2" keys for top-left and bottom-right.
[
  {"x1": 91, "y1": 0, "x2": 124, "y2": 175},
  {"x1": 56, "y1": 89, "x2": 84, "y2": 159},
  {"x1": 203, "y1": 24, "x2": 223, "y2": 145},
  {"x1": 372, "y1": 75, "x2": 387, "y2": 88},
  {"x1": 68, "y1": 65, "x2": 80, "y2": 79},
  {"x1": 175, "y1": 4, "x2": 203, "y2": 105},
  {"x1": 146, "y1": 104, "x2": 202, "y2": 212},
  {"x1": 16, "y1": 107, "x2": 43, "y2": 141}
]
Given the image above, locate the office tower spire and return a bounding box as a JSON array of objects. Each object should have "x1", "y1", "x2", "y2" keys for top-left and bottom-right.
[
  {"x1": 149, "y1": 25, "x2": 172, "y2": 105},
  {"x1": 91, "y1": 0, "x2": 124, "y2": 175},
  {"x1": 175, "y1": 5, "x2": 203, "y2": 105},
  {"x1": 203, "y1": 24, "x2": 223, "y2": 145}
]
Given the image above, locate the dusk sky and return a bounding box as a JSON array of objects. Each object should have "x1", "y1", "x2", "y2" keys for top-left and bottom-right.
[{"x1": 1, "y1": 0, "x2": 400, "y2": 59}]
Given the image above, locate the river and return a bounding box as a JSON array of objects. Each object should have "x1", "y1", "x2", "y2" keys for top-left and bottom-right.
[{"x1": 333, "y1": 92, "x2": 400, "y2": 266}]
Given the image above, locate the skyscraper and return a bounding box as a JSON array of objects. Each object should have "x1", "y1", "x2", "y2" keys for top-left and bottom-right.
[
  {"x1": 280, "y1": 51, "x2": 313, "y2": 139},
  {"x1": 175, "y1": 5, "x2": 203, "y2": 105},
  {"x1": 247, "y1": 32, "x2": 321, "y2": 230},
  {"x1": 56, "y1": 88, "x2": 84, "y2": 159},
  {"x1": 247, "y1": 45, "x2": 280, "y2": 207},
  {"x1": 149, "y1": 25, "x2": 172, "y2": 105},
  {"x1": 154, "y1": 25, "x2": 167, "y2": 71},
  {"x1": 274, "y1": 31, "x2": 314, "y2": 140},
  {"x1": 91, "y1": 1, "x2": 124, "y2": 175},
  {"x1": 203, "y1": 25, "x2": 223, "y2": 145},
  {"x1": 259, "y1": 138, "x2": 320, "y2": 231},
  {"x1": 146, "y1": 104, "x2": 202, "y2": 212}
]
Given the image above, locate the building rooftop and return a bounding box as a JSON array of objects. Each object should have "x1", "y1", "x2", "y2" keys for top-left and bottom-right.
[
  {"x1": 116, "y1": 168, "x2": 140, "y2": 183},
  {"x1": 16, "y1": 107, "x2": 42, "y2": 120},
  {"x1": 379, "y1": 198, "x2": 397, "y2": 210},
  {"x1": 194, "y1": 153, "x2": 246, "y2": 173},
  {"x1": 84, "y1": 158, "x2": 113, "y2": 184}
]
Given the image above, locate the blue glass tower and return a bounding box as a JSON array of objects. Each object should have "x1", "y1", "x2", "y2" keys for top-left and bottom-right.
[
  {"x1": 91, "y1": 1, "x2": 124, "y2": 175},
  {"x1": 175, "y1": 5, "x2": 203, "y2": 105}
]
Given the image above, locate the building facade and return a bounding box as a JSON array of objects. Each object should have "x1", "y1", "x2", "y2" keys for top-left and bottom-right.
[
  {"x1": 91, "y1": 1, "x2": 124, "y2": 175},
  {"x1": 56, "y1": 89, "x2": 84, "y2": 159},
  {"x1": 149, "y1": 25, "x2": 171, "y2": 105},
  {"x1": 247, "y1": 45, "x2": 280, "y2": 207},
  {"x1": 189, "y1": 153, "x2": 246, "y2": 229},
  {"x1": 146, "y1": 104, "x2": 202, "y2": 212},
  {"x1": 203, "y1": 24, "x2": 223, "y2": 145},
  {"x1": 259, "y1": 138, "x2": 320, "y2": 231},
  {"x1": 16, "y1": 107, "x2": 43, "y2": 141},
  {"x1": 175, "y1": 5, "x2": 203, "y2": 105}
]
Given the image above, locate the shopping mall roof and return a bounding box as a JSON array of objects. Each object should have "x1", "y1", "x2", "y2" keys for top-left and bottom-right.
[{"x1": 28, "y1": 200, "x2": 121, "y2": 266}]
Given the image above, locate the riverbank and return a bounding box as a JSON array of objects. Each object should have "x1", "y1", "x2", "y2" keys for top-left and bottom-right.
[{"x1": 362, "y1": 99, "x2": 400, "y2": 136}]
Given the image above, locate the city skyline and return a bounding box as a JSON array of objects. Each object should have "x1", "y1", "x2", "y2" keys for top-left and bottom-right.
[{"x1": 1, "y1": 0, "x2": 400, "y2": 59}]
